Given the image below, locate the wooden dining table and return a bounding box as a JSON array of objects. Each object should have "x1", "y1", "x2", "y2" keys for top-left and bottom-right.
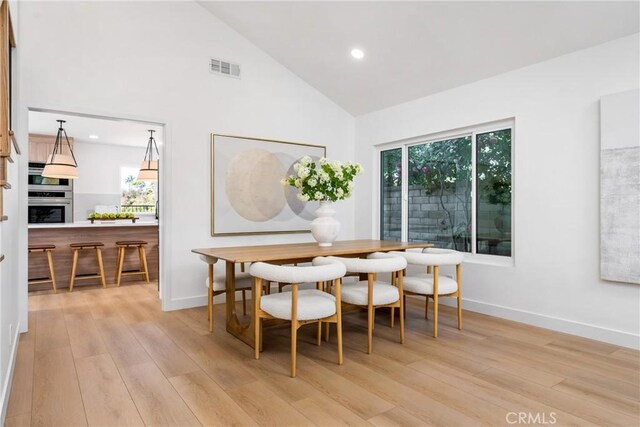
[{"x1": 192, "y1": 239, "x2": 433, "y2": 348}]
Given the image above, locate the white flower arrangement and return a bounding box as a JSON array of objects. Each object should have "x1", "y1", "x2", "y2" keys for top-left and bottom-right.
[{"x1": 281, "y1": 156, "x2": 363, "y2": 202}]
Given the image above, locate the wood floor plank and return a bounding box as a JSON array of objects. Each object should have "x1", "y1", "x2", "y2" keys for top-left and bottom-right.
[
  {"x1": 153, "y1": 313, "x2": 257, "y2": 389},
  {"x1": 338, "y1": 342, "x2": 513, "y2": 425},
  {"x1": 169, "y1": 370, "x2": 258, "y2": 427},
  {"x1": 94, "y1": 316, "x2": 151, "y2": 369},
  {"x1": 284, "y1": 337, "x2": 480, "y2": 426},
  {"x1": 486, "y1": 335, "x2": 640, "y2": 388},
  {"x1": 368, "y1": 407, "x2": 426, "y2": 427},
  {"x1": 226, "y1": 380, "x2": 314, "y2": 426},
  {"x1": 261, "y1": 337, "x2": 395, "y2": 420},
  {"x1": 4, "y1": 412, "x2": 31, "y2": 427},
  {"x1": 475, "y1": 367, "x2": 638, "y2": 426},
  {"x1": 34, "y1": 309, "x2": 69, "y2": 352},
  {"x1": 32, "y1": 346, "x2": 87, "y2": 427},
  {"x1": 408, "y1": 358, "x2": 599, "y2": 427},
  {"x1": 291, "y1": 391, "x2": 372, "y2": 426},
  {"x1": 552, "y1": 377, "x2": 640, "y2": 416},
  {"x1": 75, "y1": 354, "x2": 145, "y2": 426},
  {"x1": 65, "y1": 310, "x2": 108, "y2": 359},
  {"x1": 610, "y1": 347, "x2": 640, "y2": 364},
  {"x1": 129, "y1": 321, "x2": 200, "y2": 378},
  {"x1": 5, "y1": 338, "x2": 35, "y2": 419},
  {"x1": 119, "y1": 362, "x2": 200, "y2": 427},
  {"x1": 12, "y1": 282, "x2": 640, "y2": 427}
]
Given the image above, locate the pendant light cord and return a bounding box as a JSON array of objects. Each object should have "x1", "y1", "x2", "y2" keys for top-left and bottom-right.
[
  {"x1": 142, "y1": 129, "x2": 159, "y2": 169},
  {"x1": 49, "y1": 120, "x2": 78, "y2": 166}
]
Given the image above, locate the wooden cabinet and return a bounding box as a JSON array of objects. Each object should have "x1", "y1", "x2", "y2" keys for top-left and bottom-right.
[
  {"x1": 28, "y1": 133, "x2": 74, "y2": 163},
  {"x1": 0, "y1": 0, "x2": 16, "y2": 219}
]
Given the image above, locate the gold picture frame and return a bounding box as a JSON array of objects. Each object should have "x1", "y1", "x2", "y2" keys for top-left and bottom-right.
[{"x1": 211, "y1": 134, "x2": 326, "y2": 236}]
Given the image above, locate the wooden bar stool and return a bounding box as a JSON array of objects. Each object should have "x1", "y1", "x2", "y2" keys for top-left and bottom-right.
[
  {"x1": 69, "y1": 242, "x2": 107, "y2": 292},
  {"x1": 28, "y1": 244, "x2": 57, "y2": 293},
  {"x1": 115, "y1": 240, "x2": 150, "y2": 286}
]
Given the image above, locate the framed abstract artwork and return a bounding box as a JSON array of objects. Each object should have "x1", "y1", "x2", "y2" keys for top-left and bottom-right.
[
  {"x1": 211, "y1": 134, "x2": 326, "y2": 236},
  {"x1": 600, "y1": 89, "x2": 640, "y2": 284}
]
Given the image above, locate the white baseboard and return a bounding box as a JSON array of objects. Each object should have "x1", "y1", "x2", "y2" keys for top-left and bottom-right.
[
  {"x1": 167, "y1": 292, "x2": 639, "y2": 349},
  {"x1": 165, "y1": 295, "x2": 208, "y2": 311},
  {"x1": 166, "y1": 290, "x2": 251, "y2": 312},
  {"x1": 1, "y1": 321, "x2": 21, "y2": 425},
  {"x1": 437, "y1": 297, "x2": 639, "y2": 350}
]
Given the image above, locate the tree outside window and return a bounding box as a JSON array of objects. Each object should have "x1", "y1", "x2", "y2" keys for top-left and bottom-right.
[{"x1": 120, "y1": 167, "x2": 157, "y2": 213}]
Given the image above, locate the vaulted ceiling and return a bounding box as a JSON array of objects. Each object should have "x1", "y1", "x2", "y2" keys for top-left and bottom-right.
[{"x1": 200, "y1": 1, "x2": 639, "y2": 115}]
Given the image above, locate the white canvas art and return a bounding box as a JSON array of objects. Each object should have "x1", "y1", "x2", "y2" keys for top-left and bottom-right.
[
  {"x1": 600, "y1": 89, "x2": 640, "y2": 284},
  {"x1": 211, "y1": 134, "x2": 326, "y2": 236}
]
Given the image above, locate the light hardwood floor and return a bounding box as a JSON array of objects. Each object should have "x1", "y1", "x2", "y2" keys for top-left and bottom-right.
[{"x1": 5, "y1": 282, "x2": 640, "y2": 426}]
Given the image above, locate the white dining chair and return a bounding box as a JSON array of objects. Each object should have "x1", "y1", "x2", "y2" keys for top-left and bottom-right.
[
  {"x1": 250, "y1": 258, "x2": 346, "y2": 377},
  {"x1": 388, "y1": 248, "x2": 464, "y2": 337},
  {"x1": 317, "y1": 253, "x2": 407, "y2": 354},
  {"x1": 200, "y1": 256, "x2": 253, "y2": 332}
]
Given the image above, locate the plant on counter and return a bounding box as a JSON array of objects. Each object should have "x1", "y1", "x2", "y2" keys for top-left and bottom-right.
[
  {"x1": 88, "y1": 212, "x2": 135, "y2": 220},
  {"x1": 281, "y1": 156, "x2": 363, "y2": 202}
]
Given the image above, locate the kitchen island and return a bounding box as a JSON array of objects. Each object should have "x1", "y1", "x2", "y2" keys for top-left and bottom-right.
[{"x1": 28, "y1": 221, "x2": 159, "y2": 290}]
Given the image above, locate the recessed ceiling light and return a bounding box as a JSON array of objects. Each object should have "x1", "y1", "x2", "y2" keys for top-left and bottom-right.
[
  {"x1": 350, "y1": 48, "x2": 365, "y2": 59},
  {"x1": 89, "y1": 135, "x2": 99, "y2": 139}
]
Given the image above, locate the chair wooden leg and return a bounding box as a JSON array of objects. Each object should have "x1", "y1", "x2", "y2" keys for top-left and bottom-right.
[
  {"x1": 116, "y1": 247, "x2": 125, "y2": 287},
  {"x1": 425, "y1": 295, "x2": 429, "y2": 319},
  {"x1": 398, "y1": 270, "x2": 405, "y2": 344},
  {"x1": 96, "y1": 248, "x2": 106, "y2": 288},
  {"x1": 433, "y1": 294, "x2": 439, "y2": 338},
  {"x1": 335, "y1": 278, "x2": 343, "y2": 365},
  {"x1": 208, "y1": 264, "x2": 214, "y2": 332},
  {"x1": 324, "y1": 322, "x2": 330, "y2": 342},
  {"x1": 290, "y1": 284, "x2": 299, "y2": 377},
  {"x1": 69, "y1": 249, "x2": 79, "y2": 292},
  {"x1": 399, "y1": 302, "x2": 405, "y2": 344},
  {"x1": 115, "y1": 247, "x2": 122, "y2": 284},
  {"x1": 317, "y1": 321, "x2": 322, "y2": 346},
  {"x1": 242, "y1": 289, "x2": 247, "y2": 315},
  {"x1": 433, "y1": 266, "x2": 439, "y2": 338},
  {"x1": 403, "y1": 295, "x2": 407, "y2": 319},
  {"x1": 253, "y1": 279, "x2": 261, "y2": 360},
  {"x1": 46, "y1": 250, "x2": 57, "y2": 293},
  {"x1": 291, "y1": 321, "x2": 298, "y2": 378},
  {"x1": 140, "y1": 246, "x2": 150, "y2": 283},
  {"x1": 367, "y1": 274, "x2": 374, "y2": 354},
  {"x1": 456, "y1": 263, "x2": 462, "y2": 330},
  {"x1": 390, "y1": 307, "x2": 395, "y2": 328},
  {"x1": 457, "y1": 294, "x2": 462, "y2": 330}
]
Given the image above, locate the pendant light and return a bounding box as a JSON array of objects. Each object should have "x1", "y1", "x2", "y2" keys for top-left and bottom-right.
[
  {"x1": 137, "y1": 129, "x2": 159, "y2": 181},
  {"x1": 42, "y1": 119, "x2": 79, "y2": 179}
]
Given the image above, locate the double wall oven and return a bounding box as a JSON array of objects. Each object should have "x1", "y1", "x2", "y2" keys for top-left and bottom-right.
[{"x1": 28, "y1": 162, "x2": 73, "y2": 224}]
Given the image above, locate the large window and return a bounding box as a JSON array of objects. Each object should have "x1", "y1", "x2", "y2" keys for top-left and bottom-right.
[
  {"x1": 380, "y1": 121, "x2": 513, "y2": 258},
  {"x1": 120, "y1": 167, "x2": 157, "y2": 213}
]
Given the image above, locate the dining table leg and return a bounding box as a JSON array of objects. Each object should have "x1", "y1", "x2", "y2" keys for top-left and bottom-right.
[{"x1": 225, "y1": 260, "x2": 256, "y2": 348}]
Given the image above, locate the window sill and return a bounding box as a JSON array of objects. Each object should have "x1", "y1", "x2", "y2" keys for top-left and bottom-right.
[{"x1": 463, "y1": 253, "x2": 514, "y2": 267}]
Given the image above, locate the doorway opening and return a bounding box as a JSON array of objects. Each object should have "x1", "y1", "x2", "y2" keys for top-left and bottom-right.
[{"x1": 26, "y1": 108, "x2": 165, "y2": 306}]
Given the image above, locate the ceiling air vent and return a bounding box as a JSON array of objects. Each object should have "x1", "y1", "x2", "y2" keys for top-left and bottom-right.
[{"x1": 210, "y1": 58, "x2": 241, "y2": 79}]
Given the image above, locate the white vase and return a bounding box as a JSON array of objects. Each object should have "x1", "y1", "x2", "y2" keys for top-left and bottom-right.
[{"x1": 310, "y1": 201, "x2": 340, "y2": 247}]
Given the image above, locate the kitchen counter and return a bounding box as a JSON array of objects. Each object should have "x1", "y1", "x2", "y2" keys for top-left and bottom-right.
[
  {"x1": 29, "y1": 222, "x2": 159, "y2": 290},
  {"x1": 28, "y1": 220, "x2": 159, "y2": 229}
]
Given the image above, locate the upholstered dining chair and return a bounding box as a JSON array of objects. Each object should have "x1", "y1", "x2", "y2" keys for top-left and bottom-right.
[
  {"x1": 317, "y1": 253, "x2": 407, "y2": 354},
  {"x1": 250, "y1": 258, "x2": 346, "y2": 378},
  {"x1": 389, "y1": 248, "x2": 464, "y2": 337},
  {"x1": 200, "y1": 256, "x2": 253, "y2": 332}
]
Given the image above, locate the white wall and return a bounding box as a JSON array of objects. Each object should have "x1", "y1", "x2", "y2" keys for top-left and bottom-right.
[
  {"x1": 355, "y1": 34, "x2": 640, "y2": 348},
  {"x1": 1, "y1": 0, "x2": 22, "y2": 422},
  {"x1": 16, "y1": 0, "x2": 355, "y2": 322},
  {"x1": 71, "y1": 142, "x2": 148, "y2": 219}
]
